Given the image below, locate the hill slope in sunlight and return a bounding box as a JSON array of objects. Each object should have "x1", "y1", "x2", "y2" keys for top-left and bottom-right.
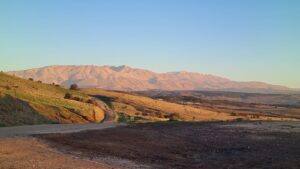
[
  {"x1": 8, "y1": 65, "x2": 294, "y2": 94},
  {"x1": 0, "y1": 73, "x2": 105, "y2": 127},
  {"x1": 82, "y1": 88, "x2": 294, "y2": 122}
]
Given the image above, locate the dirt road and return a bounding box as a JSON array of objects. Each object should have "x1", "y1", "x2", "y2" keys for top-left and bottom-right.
[
  {"x1": 0, "y1": 121, "x2": 123, "y2": 138},
  {"x1": 0, "y1": 121, "x2": 125, "y2": 169}
]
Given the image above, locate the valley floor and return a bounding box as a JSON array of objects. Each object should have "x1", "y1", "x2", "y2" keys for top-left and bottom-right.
[
  {"x1": 39, "y1": 121, "x2": 300, "y2": 169},
  {"x1": 1, "y1": 121, "x2": 300, "y2": 169}
]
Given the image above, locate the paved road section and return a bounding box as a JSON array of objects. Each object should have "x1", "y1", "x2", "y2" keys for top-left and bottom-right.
[{"x1": 0, "y1": 121, "x2": 124, "y2": 138}]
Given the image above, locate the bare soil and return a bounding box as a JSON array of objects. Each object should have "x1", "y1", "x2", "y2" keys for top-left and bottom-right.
[
  {"x1": 0, "y1": 138, "x2": 116, "y2": 169},
  {"x1": 38, "y1": 121, "x2": 300, "y2": 169}
]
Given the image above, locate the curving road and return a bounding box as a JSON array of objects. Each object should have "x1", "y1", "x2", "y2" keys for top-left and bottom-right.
[
  {"x1": 0, "y1": 97, "x2": 121, "y2": 138},
  {"x1": 0, "y1": 121, "x2": 124, "y2": 138}
]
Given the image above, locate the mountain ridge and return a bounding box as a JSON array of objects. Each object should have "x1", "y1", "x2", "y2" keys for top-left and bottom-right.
[{"x1": 7, "y1": 65, "x2": 295, "y2": 94}]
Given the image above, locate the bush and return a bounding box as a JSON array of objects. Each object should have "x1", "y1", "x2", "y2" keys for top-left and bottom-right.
[
  {"x1": 250, "y1": 114, "x2": 260, "y2": 119},
  {"x1": 169, "y1": 113, "x2": 179, "y2": 121},
  {"x1": 28, "y1": 78, "x2": 34, "y2": 81},
  {"x1": 230, "y1": 112, "x2": 237, "y2": 116},
  {"x1": 37, "y1": 80, "x2": 42, "y2": 83},
  {"x1": 72, "y1": 97, "x2": 81, "y2": 101},
  {"x1": 163, "y1": 113, "x2": 179, "y2": 121},
  {"x1": 64, "y1": 93, "x2": 73, "y2": 99},
  {"x1": 235, "y1": 118, "x2": 244, "y2": 121},
  {"x1": 5, "y1": 85, "x2": 11, "y2": 90},
  {"x1": 86, "y1": 99, "x2": 97, "y2": 105},
  {"x1": 70, "y1": 84, "x2": 78, "y2": 90}
]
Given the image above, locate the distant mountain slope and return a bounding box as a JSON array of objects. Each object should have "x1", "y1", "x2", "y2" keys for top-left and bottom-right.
[
  {"x1": 8, "y1": 65, "x2": 293, "y2": 93},
  {"x1": 0, "y1": 72, "x2": 105, "y2": 126}
]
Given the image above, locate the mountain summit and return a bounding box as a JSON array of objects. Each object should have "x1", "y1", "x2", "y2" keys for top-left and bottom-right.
[{"x1": 8, "y1": 65, "x2": 292, "y2": 93}]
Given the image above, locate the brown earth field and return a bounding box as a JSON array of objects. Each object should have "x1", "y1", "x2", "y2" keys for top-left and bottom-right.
[
  {"x1": 0, "y1": 138, "x2": 116, "y2": 169},
  {"x1": 37, "y1": 121, "x2": 300, "y2": 169}
]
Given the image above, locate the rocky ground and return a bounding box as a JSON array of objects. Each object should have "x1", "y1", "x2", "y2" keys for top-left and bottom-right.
[{"x1": 37, "y1": 121, "x2": 300, "y2": 169}]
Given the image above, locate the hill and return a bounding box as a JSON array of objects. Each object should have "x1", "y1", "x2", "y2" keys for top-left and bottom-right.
[
  {"x1": 0, "y1": 72, "x2": 105, "y2": 127},
  {"x1": 135, "y1": 90, "x2": 300, "y2": 106},
  {"x1": 134, "y1": 90, "x2": 300, "y2": 120},
  {"x1": 0, "y1": 72, "x2": 296, "y2": 126},
  {"x1": 81, "y1": 88, "x2": 294, "y2": 122},
  {"x1": 8, "y1": 65, "x2": 295, "y2": 94}
]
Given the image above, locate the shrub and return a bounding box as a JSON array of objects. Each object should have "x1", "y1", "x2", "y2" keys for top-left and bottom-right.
[
  {"x1": 86, "y1": 99, "x2": 97, "y2": 105},
  {"x1": 163, "y1": 114, "x2": 170, "y2": 118},
  {"x1": 250, "y1": 114, "x2": 260, "y2": 119},
  {"x1": 72, "y1": 97, "x2": 81, "y2": 101},
  {"x1": 169, "y1": 113, "x2": 179, "y2": 121},
  {"x1": 230, "y1": 112, "x2": 237, "y2": 116},
  {"x1": 70, "y1": 84, "x2": 78, "y2": 90},
  {"x1": 235, "y1": 118, "x2": 244, "y2": 121},
  {"x1": 155, "y1": 112, "x2": 162, "y2": 117},
  {"x1": 163, "y1": 113, "x2": 179, "y2": 121},
  {"x1": 5, "y1": 85, "x2": 11, "y2": 90},
  {"x1": 37, "y1": 80, "x2": 42, "y2": 83},
  {"x1": 64, "y1": 93, "x2": 73, "y2": 99},
  {"x1": 28, "y1": 78, "x2": 34, "y2": 81}
]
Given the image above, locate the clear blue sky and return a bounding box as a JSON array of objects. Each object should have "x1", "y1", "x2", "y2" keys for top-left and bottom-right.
[{"x1": 0, "y1": 0, "x2": 299, "y2": 88}]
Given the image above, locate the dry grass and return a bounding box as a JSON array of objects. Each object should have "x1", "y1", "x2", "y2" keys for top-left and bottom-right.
[
  {"x1": 0, "y1": 73, "x2": 104, "y2": 126},
  {"x1": 82, "y1": 88, "x2": 275, "y2": 122}
]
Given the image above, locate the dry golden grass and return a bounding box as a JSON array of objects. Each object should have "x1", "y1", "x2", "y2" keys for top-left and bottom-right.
[
  {"x1": 82, "y1": 89, "x2": 238, "y2": 121},
  {"x1": 0, "y1": 73, "x2": 104, "y2": 126},
  {"x1": 82, "y1": 89, "x2": 297, "y2": 122}
]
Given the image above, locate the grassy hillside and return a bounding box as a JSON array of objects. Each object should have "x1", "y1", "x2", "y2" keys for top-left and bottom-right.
[
  {"x1": 81, "y1": 89, "x2": 252, "y2": 122},
  {"x1": 0, "y1": 73, "x2": 104, "y2": 127},
  {"x1": 82, "y1": 89, "x2": 297, "y2": 122}
]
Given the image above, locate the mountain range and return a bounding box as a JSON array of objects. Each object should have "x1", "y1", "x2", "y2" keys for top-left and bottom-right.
[{"x1": 7, "y1": 65, "x2": 295, "y2": 93}]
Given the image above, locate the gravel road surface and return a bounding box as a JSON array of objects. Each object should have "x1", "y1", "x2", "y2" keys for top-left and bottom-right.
[{"x1": 0, "y1": 121, "x2": 124, "y2": 138}]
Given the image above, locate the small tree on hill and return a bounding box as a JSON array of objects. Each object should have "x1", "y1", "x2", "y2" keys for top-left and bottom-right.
[
  {"x1": 70, "y1": 83, "x2": 78, "y2": 90},
  {"x1": 64, "y1": 93, "x2": 73, "y2": 99}
]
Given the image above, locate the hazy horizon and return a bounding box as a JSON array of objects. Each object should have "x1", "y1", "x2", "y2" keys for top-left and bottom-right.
[{"x1": 1, "y1": 0, "x2": 299, "y2": 88}]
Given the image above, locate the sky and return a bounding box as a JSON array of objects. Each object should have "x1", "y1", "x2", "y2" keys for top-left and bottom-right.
[{"x1": 0, "y1": 0, "x2": 299, "y2": 88}]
